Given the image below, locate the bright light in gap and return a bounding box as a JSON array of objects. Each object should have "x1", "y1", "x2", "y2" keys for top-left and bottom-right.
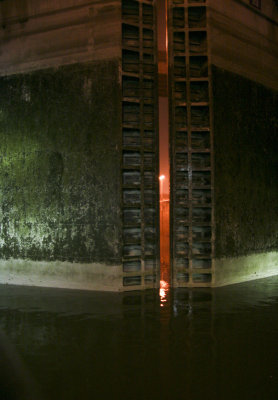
[
  {"x1": 159, "y1": 175, "x2": 165, "y2": 181},
  {"x1": 159, "y1": 280, "x2": 169, "y2": 307}
]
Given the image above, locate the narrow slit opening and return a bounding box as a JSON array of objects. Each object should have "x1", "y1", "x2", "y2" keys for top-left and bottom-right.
[{"x1": 158, "y1": 0, "x2": 170, "y2": 288}]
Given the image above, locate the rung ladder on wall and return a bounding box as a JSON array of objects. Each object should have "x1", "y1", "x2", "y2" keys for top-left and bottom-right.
[
  {"x1": 121, "y1": 0, "x2": 160, "y2": 290},
  {"x1": 168, "y1": 0, "x2": 215, "y2": 287}
]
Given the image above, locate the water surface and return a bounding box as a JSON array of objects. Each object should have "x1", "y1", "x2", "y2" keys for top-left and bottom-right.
[{"x1": 0, "y1": 276, "x2": 278, "y2": 400}]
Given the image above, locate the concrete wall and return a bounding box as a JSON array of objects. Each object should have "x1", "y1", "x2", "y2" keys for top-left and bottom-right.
[
  {"x1": 213, "y1": 66, "x2": 278, "y2": 258},
  {"x1": 207, "y1": 0, "x2": 278, "y2": 285},
  {"x1": 0, "y1": 0, "x2": 121, "y2": 76},
  {"x1": 208, "y1": 0, "x2": 278, "y2": 90},
  {"x1": 0, "y1": 1, "x2": 123, "y2": 291},
  {"x1": 212, "y1": 66, "x2": 278, "y2": 285},
  {"x1": 1, "y1": 0, "x2": 278, "y2": 290}
]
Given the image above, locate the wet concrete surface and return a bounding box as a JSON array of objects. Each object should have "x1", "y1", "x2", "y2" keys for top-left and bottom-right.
[{"x1": 0, "y1": 276, "x2": 278, "y2": 400}]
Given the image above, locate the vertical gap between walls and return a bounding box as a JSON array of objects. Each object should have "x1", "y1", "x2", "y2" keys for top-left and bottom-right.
[{"x1": 158, "y1": 0, "x2": 170, "y2": 288}]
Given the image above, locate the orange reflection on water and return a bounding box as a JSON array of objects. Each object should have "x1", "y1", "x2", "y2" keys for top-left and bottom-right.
[{"x1": 160, "y1": 280, "x2": 169, "y2": 307}]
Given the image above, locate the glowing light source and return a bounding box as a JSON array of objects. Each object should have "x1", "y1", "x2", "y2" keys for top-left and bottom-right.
[
  {"x1": 159, "y1": 175, "x2": 166, "y2": 201},
  {"x1": 159, "y1": 280, "x2": 169, "y2": 307}
]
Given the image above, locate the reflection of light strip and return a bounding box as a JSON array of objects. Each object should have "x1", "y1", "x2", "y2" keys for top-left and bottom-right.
[
  {"x1": 159, "y1": 280, "x2": 169, "y2": 307},
  {"x1": 160, "y1": 289, "x2": 166, "y2": 307}
]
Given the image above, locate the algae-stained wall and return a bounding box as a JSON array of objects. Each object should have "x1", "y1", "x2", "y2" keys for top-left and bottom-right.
[
  {"x1": 213, "y1": 66, "x2": 278, "y2": 258},
  {"x1": 0, "y1": 61, "x2": 122, "y2": 264}
]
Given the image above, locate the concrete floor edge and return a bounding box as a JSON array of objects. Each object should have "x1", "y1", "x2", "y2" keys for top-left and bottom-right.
[
  {"x1": 213, "y1": 251, "x2": 278, "y2": 287},
  {"x1": 0, "y1": 251, "x2": 278, "y2": 292},
  {"x1": 0, "y1": 259, "x2": 123, "y2": 292}
]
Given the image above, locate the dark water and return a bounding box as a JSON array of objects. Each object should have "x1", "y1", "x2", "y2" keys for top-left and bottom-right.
[{"x1": 0, "y1": 276, "x2": 278, "y2": 400}]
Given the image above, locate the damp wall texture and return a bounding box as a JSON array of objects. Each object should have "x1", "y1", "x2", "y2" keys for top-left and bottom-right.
[
  {"x1": 0, "y1": 61, "x2": 122, "y2": 265},
  {"x1": 213, "y1": 66, "x2": 278, "y2": 259}
]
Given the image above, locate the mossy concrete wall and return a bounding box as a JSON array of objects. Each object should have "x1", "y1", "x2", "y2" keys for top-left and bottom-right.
[
  {"x1": 0, "y1": 61, "x2": 122, "y2": 290},
  {"x1": 212, "y1": 66, "x2": 278, "y2": 284}
]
